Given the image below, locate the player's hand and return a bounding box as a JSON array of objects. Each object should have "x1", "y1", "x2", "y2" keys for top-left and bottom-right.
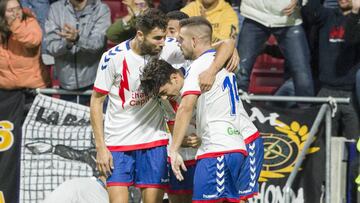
[
  {"x1": 226, "y1": 48, "x2": 240, "y2": 72},
  {"x1": 185, "y1": 133, "x2": 202, "y2": 148},
  {"x1": 169, "y1": 150, "x2": 187, "y2": 181},
  {"x1": 282, "y1": 0, "x2": 298, "y2": 16},
  {"x1": 96, "y1": 146, "x2": 114, "y2": 177},
  {"x1": 199, "y1": 68, "x2": 216, "y2": 92}
]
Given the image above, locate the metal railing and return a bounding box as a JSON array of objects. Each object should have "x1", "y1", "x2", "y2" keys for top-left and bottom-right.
[{"x1": 35, "y1": 88, "x2": 352, "y2": 203}]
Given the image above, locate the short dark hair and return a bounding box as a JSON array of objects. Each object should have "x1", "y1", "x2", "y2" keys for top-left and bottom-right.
[
  {"x1": 135, "y1": 8, "x2": 168, "y2": 35},
  {"x1": 180, "y1": 16, "x2": 213, "y2": 36},
  {"x1": 140, "y1": 58, "x2": 178, "y2": 97},
  {"x1": 166, "y1": 11, "x2": 189, "y2": 21}
]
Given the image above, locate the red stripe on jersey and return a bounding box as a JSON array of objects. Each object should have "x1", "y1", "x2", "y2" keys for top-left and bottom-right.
[
  {"x1": 93, "y1": 86, "x2": 109, "y2": 95},
  {"x1": 193, "y1": 197, "x2": 240, "y2": 203},
  {"x1": 181, "y1": 91, "x2": 201, "y2": 98},
  {"x1": 244, "y1": 131, "x2": 260, "y2": 144},
  {"x1": 169, "y1": 99, "x2": 179, "y2": 112},
  {"x1": 196, "y1": 149, "x2": 248, "y2": 160},
  {"x1": 240, "y1": 192, "x2": 259, "y2": 200},
  {"x1": 119, "y1": 58, "x2": 130, "y2": 109},
  {"x1": 107, "y1": 139, "x2": 169, "y2": 151},
  {"x1": 107, "y1": 182, "x2": 133, "y2": 187},
  {"x1": 135, "y1": 184, "x2": 169, "y2": 189}
]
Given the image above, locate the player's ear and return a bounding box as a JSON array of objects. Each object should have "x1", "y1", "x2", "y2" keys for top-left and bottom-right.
[
  {"x1": 191, "y1": 36, "x2": 196, "y2": 49},
  {"x1": 170, "y1": 73, "x2": 177, "y2": 82},
  {"x1": 137, "y1": 30, "x2": 145, "y2": 42}
]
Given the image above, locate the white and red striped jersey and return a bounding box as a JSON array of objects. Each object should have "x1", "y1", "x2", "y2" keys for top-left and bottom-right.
[
  {"x1": 93, "y1": 38, "x2": 184, "y2": 151},
  {"x1": 180, "y1": 49, "x2": 259, "y2": 159}
]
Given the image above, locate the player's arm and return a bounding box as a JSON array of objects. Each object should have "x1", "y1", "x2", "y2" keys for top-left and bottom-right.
[
  {"x1": 169, "y1": 94, "x2": 198, "y2": 180},
  {"x1": 165, "y1": 99, "x2": 201, "y2": 148},
  {"x1": 199, "y1": 39, "x2": 237, "y2": 91},
  {"x1": 90, "y1": 91, "x2": 113, "y2": 176}
]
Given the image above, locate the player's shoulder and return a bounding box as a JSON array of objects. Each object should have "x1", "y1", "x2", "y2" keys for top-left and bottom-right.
[
  {"x1": 99, "y1": 40, "x2": 131, "y2": 70},
  {"x1": 165, "y1": 37, "x2": 177, "y2": 44},
  {"x1": 164, "y1": 37, "x2": 179, "y2": 49}
]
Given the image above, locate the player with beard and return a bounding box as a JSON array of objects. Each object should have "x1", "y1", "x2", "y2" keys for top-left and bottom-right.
[{"x1": 90, "y1": 9, "x2": 237, "y2": 203}]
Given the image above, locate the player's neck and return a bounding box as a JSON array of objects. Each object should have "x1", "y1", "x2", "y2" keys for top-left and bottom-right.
[
  {"x1": 193, "y1": 45, "x2": 213, "y2": 59},
  {"x1": 130, "y1": 38, "x2": 143, "y2": 56}
]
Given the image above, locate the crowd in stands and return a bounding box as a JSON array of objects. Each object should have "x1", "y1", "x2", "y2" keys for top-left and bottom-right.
[{"x1": 0, "y1": 0, "x2": 359, "y2": 162}]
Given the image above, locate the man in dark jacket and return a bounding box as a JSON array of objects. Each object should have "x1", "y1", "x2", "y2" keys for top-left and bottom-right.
[{"x1": 303, "y1": 0, "x2": 360, "y2": 140}]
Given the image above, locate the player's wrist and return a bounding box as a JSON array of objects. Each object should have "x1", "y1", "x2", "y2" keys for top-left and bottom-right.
[{"x1": 95, "y1": 143, "x2": 107, "y2": 151}]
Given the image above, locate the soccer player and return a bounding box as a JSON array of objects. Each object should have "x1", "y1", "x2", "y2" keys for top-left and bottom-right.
[
  {"x1": 140, "y1": 16, "x2": 262, "y2": 202},
  {"x1": 90, "y1": 9, "x2": 238, "y2": 203}
]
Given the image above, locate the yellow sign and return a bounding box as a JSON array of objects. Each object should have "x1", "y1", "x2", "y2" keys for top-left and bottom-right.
[
  {"x1": 0, "y1": 121, "x2": 14, "y2": 152},
  {"x1": 259, "y1": 120, "x2": 320, "y2": 182},
  {"x1": 0, "y1": 191, "x2": 5, "y2": 203}
]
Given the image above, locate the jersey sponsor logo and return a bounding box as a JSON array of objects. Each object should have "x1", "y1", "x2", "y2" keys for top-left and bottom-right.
[
  {"x1": 161, "y1": 178, "x2": 169, "y2": 183},
  {"x1": 119, "y1": 58, "x2": 130, "y2": 108},
  {"x1": 226, "y1": 127, "x2": 240, "y2": 136},
  {"x1": 129, "y1": 90, "x2": 150, "y2": 107},
  {"x1": 0, "y1": 121, "x2": 14, "y2": 152},
  {"x1": 203, "y1": 193, "x2": 219, "y2": 199}
]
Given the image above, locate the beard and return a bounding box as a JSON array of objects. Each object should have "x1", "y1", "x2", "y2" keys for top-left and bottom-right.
[
  {"x1": 139, "y1": 40, "x2": 162, "y2": 56},
  {"x1": 180, "y1": 47, "x2": 193, "y2": 60}
]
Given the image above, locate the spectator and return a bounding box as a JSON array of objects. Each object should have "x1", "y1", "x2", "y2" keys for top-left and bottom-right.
[
  {"x1": 106, "y1": 0, "x2": 152, "y2": 44},
  {"x1": 166, "y1": 10, "x2": 189, "y2": 38},
  {"x1": 20, "y1": 0, "x2": 54, "y2": 65},
  {"x1": 303, "y1": 0, "x2": 360, "y2": 141},
  {"x1": 45, "y1": 0, "x2": 110, "y2": 105},
  {"x1": 344, "y1": 2, "x2": 360, "y2": 107},
  {"x1": 181, "y1": 0, "x2": 239, "y2": 42},
  {"x1": 237, "y1": 0, "x2": 314, "y2": 100},
  {"x1": 0, "y1": 0, "x2": 50, "y2": 90},
  {"x1": 158, "y1": 0, "x2": 184, "y2": 13}
]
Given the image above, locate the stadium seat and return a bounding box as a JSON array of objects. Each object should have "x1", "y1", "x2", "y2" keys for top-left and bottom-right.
[{"x1": 248, "y1": 36, "x2": 284, "y2": 95}]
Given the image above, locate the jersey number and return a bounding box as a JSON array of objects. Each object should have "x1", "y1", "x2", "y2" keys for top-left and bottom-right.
[{"x1": 222, "y1": 75, "x2": 239, "y2": 116}]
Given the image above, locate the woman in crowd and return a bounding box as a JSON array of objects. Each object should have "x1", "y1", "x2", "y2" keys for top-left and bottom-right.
[{"x1": 0, "y1": 0, "x2": 49, "y2": 90}]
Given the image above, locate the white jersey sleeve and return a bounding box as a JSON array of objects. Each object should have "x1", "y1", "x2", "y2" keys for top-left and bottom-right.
[
  {"x1": 160, "y1": 37, "x2": 185, "y2": 66},
  {"x1": 93, "y1": 45, "x2": 123, "y2": 94},
  {"x1": 180, "y1": 64, "x2": 202, "y2": 97}
]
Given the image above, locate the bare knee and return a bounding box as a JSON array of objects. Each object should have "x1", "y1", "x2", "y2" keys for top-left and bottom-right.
[
  {"x1": 141, "y1": 188, "x2": 165, "y2": 203},
  {"x1": 108, "y1": 186, "x2": 129, "y2": 203}
]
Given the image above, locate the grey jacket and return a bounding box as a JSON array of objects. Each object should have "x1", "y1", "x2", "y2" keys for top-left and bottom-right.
[{"x1": 45, "y1": 0, "x2": 111, "y2": 90}]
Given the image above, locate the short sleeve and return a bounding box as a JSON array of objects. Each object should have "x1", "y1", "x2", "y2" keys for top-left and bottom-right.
[
  {"x1": 93, "y1": 51, "x2": 117, "y2": 94},
  {"x1": 181, "y1": 65, "x2": 202, "y2": 97}
]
